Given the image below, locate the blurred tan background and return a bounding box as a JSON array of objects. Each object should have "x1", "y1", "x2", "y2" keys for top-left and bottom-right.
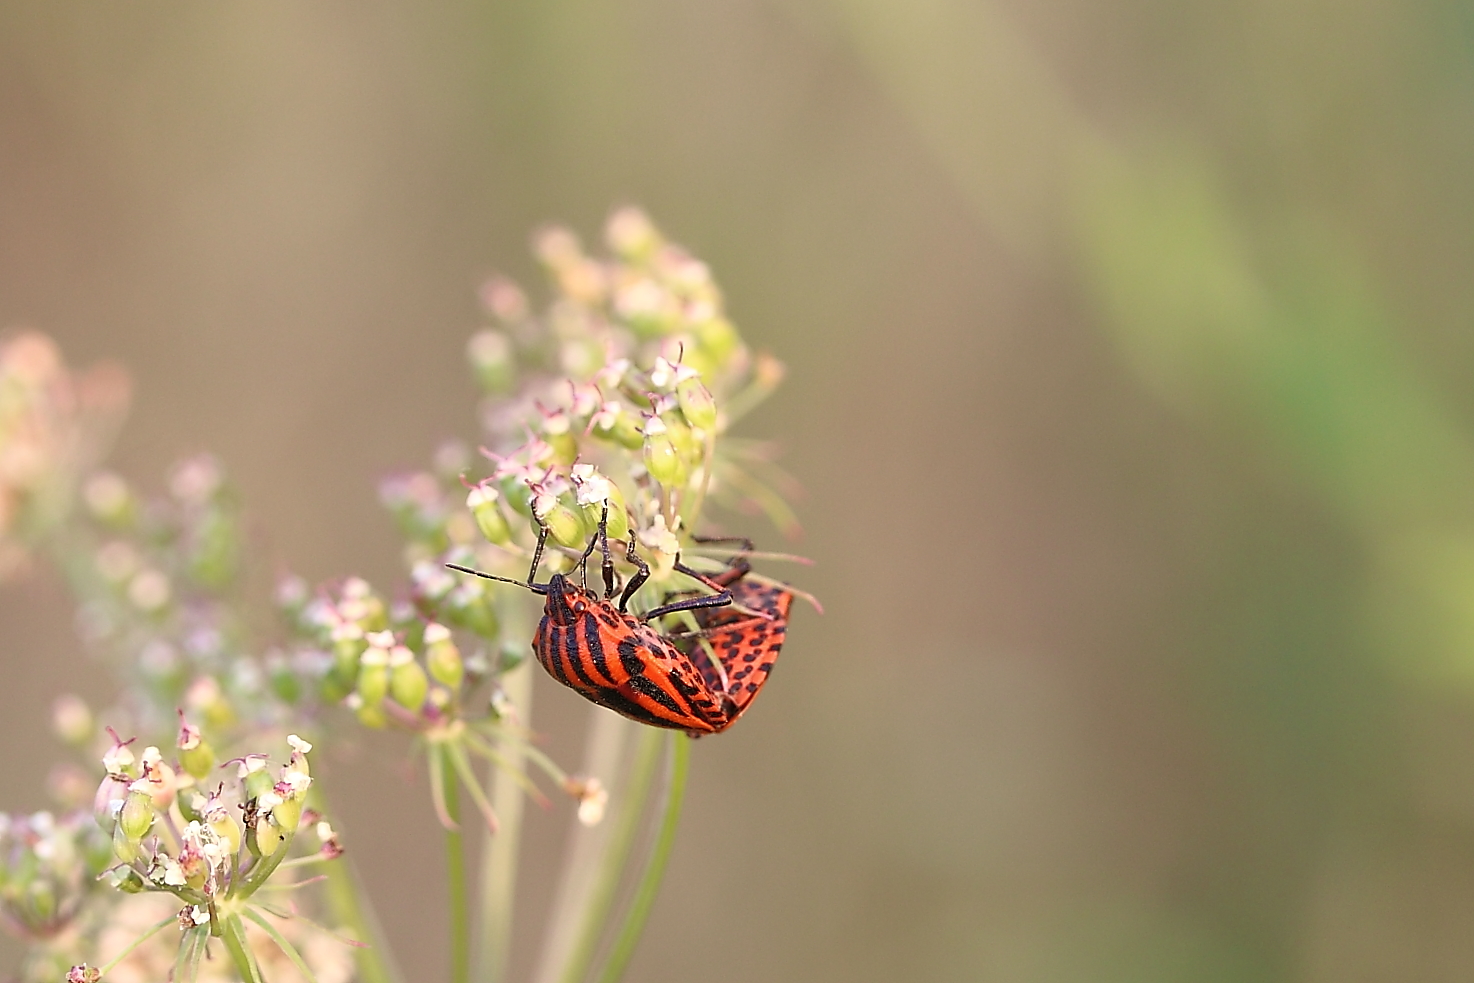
[{"x1": 5, "y1": 0, "x2": 1474, "y2": 980}]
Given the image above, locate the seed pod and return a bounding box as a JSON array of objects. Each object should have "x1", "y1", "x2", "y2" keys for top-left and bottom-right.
[
  {"x1": 211, "y1": 813, "x2": 242, "y2": 856},
  {"x1": 425, "y1": 623, "x2": 464, "y2": 689},
  {"x1": 243, "y1": 766, "x2": 275, "y2": 801},
  {"x1": 663, "y1": 413, "x2": 701, "y2": 463},
  {"x1": 253, "y1": 819, "x2": 287, "y2": 858},
  {"x1": 92, "y1": 774, "x2": 128, "y2": 830},
  {"x1": 111, "y1": 823, "x2": 139, "y2": 864},
  {"x1": 499, "y1": 476, "x2": 535, "y2": 518},
  {"x1": 467, "y1": 486, "x2": 511, "y2": 546},
  {"x1": 179, "y1": 742, "x2": 215, "y2": 782},
  {"x1": 532, "y1": 491, "x2": 586, "y2": 550},
  {"x1": 642, "y1": 416, "x2": 688, "y2": 487},
  {"x1": 117, "y1": 790, "x2": 153, "y2": 841},
  {"x1": 272, "y1": 796, "x2": 303, "y2": 833},
  {"x1": 356, "y1": 651, "x2": 389, "y2": 708},
  {"x1": 591, "y1": 402, "x2": 646, "y2": 450},
  {"x1": 390, "y1": 649, "x2": 430, "y2": 710},
  {"x1": 676, "y1": 373, "x2": 718, "y2": 432}
]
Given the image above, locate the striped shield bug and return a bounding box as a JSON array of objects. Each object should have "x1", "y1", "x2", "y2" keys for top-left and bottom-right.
[
  {"x1": 447, "y1": 507, "x2": 778, "y2": 735},
  {"x1": 659, "y1": 537, "x2": 794, "y2": 728}
]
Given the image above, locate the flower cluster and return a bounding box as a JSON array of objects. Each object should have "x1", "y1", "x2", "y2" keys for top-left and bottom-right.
[{"x1": 71, "y1": 731, "x2": 343, "y2": 981}]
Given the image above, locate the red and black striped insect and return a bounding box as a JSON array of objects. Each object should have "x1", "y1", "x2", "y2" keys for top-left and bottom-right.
[
  {"x1": 660, "y1": 538, "x2": 794, "y2": 728},
  {"x1": 447, "y1": 509, "x2": 789, "y2": 735}
]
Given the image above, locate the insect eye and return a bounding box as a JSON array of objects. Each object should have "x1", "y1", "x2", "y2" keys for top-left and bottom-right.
[{"x1": 572, "y1": 599, "x2": 588, "y2": 614}]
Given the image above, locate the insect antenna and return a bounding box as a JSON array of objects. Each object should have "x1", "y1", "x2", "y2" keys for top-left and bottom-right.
[{"x1": 444, "y1": 564, "x2": 549, "y2": 595}]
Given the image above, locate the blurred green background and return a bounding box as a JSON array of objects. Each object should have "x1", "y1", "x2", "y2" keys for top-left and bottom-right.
[{"x1": 4, "y1": 1, "x2": 1474, "y2": 980}]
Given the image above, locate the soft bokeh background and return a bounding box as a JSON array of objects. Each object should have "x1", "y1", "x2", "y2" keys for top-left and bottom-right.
[{"x1": 4, "y1": 1, "x2": 1474, "y2": 980}]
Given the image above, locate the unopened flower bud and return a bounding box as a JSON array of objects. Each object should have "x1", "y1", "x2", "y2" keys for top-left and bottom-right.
[
  {"x1": 642, "y1": 416, "x2": 688, "y2": 487},
  {"x1": 117, "y1": 790, "x2": 153, "y2": 841},
  {"x1": 424, "y1": 623, "x2": 464, "y2": 689},
  {"x1": 467, "y1": 485, "x2": 512, "y2": 546},
  {"x1": 390, "y1": 648, "x2": 430, "y2": 711},
  {"x1": 67, "y1": 965, "x2": 102, "y2": 983}
]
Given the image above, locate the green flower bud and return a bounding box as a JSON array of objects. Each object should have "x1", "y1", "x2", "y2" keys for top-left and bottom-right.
[
  {"x1": 424, "y1": 623, "x2": 464, "y2": 689},
  {"x1": 117, "y1": 790, "x2": 153, "y2": 841},
  {"x1": 676, "y1": 373, "x2": 718, "y2": 432},
  {"x1": 467, "y1": 486, "x2": 512, "y2": 546},
  {"x1": 642, "y1": 416, "x2": 689, "y2": 487},
  {"x1": 390, "y1": 651, "x2": 430, "y2": 711},
  {"x1": 111, "y1": 823, "x2": 139, "y2": 864},
  {"x1": 242, "y1": 761, "x2": 275, "y2": 801}
]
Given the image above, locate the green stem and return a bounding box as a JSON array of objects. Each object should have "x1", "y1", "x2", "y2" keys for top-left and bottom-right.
[
  {"x1": 219, "y1": 914, "x2": 267, "y2": 983},
  {"x1": 594, "y1": 733, "x2": 690, "y2": 983},
  {"x1": 554, "y1": 725, "x2": 664, "y2": 983},
  {"x1": 444, "y1": 745, "x2": 471, "y2": 983},
  {"x1": 477, "y1": 660, "x2": 533, "y2": 983}
]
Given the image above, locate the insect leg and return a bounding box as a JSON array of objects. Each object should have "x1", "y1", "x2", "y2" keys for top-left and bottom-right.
[
  {"x1": 618, "y1": 535, "x2": 649, "y2": 613},
  {"x1": 641, "y1": 589, "x2": 733, "y2": 623},
  {"x1": 597, "y1": 504, "x2": 616, "y2": 601}
]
